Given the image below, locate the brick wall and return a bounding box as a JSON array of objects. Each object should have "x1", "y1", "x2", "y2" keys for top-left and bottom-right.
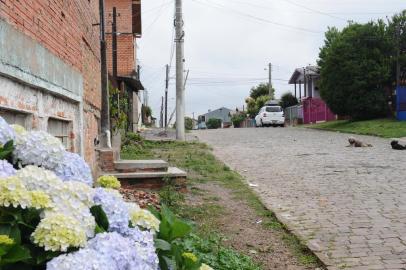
[
  {"x1": 0, "y1": 0, "x2": 102, "y2": 170},
  {"x1": 105, "y1": 0, "x2": 137, "y2": 77}
]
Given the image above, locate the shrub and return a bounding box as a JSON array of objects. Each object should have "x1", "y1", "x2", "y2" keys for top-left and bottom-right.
[
  {"x1": 231, "y1": 113, "x2": 246, "y2": 128},
  {"x1": 185, "y1": 117, "x2": 194, "y2": 130},
  {"x1": 206, "y1": 118, "x2": 222, "y2": 129}
]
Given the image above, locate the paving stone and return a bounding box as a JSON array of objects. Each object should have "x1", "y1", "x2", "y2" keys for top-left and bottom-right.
[{"x1": 196, "y1": 128, "x2": 406, "y2": 269}]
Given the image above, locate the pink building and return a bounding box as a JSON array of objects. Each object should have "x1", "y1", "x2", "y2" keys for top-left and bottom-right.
[{"x1": 288, "y1": 66, "x2": 336, "y2": 124}]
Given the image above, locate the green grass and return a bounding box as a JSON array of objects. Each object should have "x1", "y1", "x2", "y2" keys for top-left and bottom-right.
[
  {"x1": 122, "y1": 140, "x2": 324, "y2": 269},
  {"x1": 306, "y1": 118, "x2": 406, "y2": 138}
]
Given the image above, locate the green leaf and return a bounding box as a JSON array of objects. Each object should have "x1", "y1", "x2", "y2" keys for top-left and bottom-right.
[
  {"x1": 170, "y1": 220, "x2": 192, "y2": 241},
  {"x1": 9, "y1": 225, "x2": 21, "y2": 245},
  {"x1": 1, "y1": 245, "x2": 31, "y2": 265},
  {"x1": 94, "y1": 224, "x2": 106, "y2": 235},
  {"x1": 90, "y1": 205, "x2": 109, "y2": 232},
  {"x1": 147, "y1": 206, "x2": 161, "y2": 220},
  {"x1": 154, "y1": 239, "x2": 172, "y2": 251}
]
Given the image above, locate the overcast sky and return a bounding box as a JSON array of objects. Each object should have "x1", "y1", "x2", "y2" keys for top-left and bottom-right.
[{"x1": 138, "y1": 0, "x2": 405, "y2": 120}]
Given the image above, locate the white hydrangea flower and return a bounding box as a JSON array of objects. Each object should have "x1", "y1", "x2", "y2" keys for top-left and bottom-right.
[
  {"x1": 0, "y1": 116, "x2": 15, "y2": 146},
  {"x1": 0, "y1": 160, "x2": 16, "y2": 177},
  {"x1": 32, "y1": 214, "x2": 87, "y2": 252},
  {"x1": 16, "y1": 166, "x2": 96, "y2": 238},
  {"x1": 14, "y1": 131, "x2": 65, "y2": 169},
  {"x1": 47, "y1": 248, "x2": 115, "y2": 270},
  {"x1": 128, "y1": 203, "x2": 160, "y2": 233},
  {"x1": 10, "y1": 124, "x2": 27, "y2": 136}
]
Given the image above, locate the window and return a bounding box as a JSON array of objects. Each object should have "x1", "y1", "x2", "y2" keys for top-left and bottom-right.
[
  {"x1": 0, "y1": 109, "x2": 28, "y2": 127},
  {"x1": 266, "y1": 106, "x2": 282, "y2": 112},
  {"x1": 47, "y1": 118, "x2": 71, "y2": 149}
]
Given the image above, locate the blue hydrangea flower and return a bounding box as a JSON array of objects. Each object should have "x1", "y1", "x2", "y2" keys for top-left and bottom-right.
[
  {"x1": 93, "y1": 188, "x2": 129, "y2": 233},
  {"x1": 0, "y1": 116, "x2": 15, "y2": 146},
  {"x1": 53, "y1": 152, "x2": 93, "y2": 186},
  {"x1": 47, "y1": 248, "x2": 115, "y2": 270},
  {"x1": 0, "y1": 160, "x2": 16, "y2": 177},
  {"x1": 87, "y1": 232, "x2": 156, "y2": 270},
  {"x1": 14, "y1": 131, "x2": 65, "y2": 169}
]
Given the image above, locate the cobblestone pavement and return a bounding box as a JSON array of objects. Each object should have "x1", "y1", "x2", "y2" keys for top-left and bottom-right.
[{"x1": 195, "y1": 127, "x2": 406, "y2": 270}]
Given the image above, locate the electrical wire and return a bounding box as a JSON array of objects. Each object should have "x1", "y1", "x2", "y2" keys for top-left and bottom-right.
[{"x1": 192, "y1": 0, "x2": 323, "y2": 34}]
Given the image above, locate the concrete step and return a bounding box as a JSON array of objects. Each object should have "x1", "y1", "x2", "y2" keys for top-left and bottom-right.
[
  {"x1": 114, "y1": 160, "x2": 168, "y2": 173},
  {"x1": 101, "y1": 167, "x2": 187, "y2": 191}
]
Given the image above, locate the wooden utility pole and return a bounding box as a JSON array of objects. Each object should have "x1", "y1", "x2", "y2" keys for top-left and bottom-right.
[
  {"x1": 160, "y1": 96, "x2": 164, "y2": 128},
  {"x1": 268, "y1": 62, "x2": 272, "y2": 97},
  {"x1": 175, "y1": 0, "x2": 185, "y2": 140},
  {"x1": 99, "y1": 0, "x2": 110, "y2": 147},
  {"x1": 165, "y1": 64, "x2": 169, "y2": 128}
]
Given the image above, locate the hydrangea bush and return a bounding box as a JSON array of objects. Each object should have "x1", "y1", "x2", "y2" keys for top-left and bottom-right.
[{"x1": 0, "y1": 116, "x2": 213, "y2": 270}]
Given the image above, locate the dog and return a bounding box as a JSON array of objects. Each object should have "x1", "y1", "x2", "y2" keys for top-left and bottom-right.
[
  {"x1": 391, "y1": 140, "x2": 406, "y2": 150},
  {"x1": 347, "y1": 137, "x2": 373, "y2": 147}
]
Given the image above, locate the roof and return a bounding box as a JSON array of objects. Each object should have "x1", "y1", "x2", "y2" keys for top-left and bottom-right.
[
  {"x1": 118, "y1": 76, "x2": 144, "y2": 91},
  {"x1": 288, "y1": 65, "x2": 320, "y2": 84},
  {"x1": 200, "y1": 107, "x2": 232, "y2": 117}
]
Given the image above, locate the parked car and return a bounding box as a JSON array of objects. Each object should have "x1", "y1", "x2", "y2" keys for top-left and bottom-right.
[{"x1": 255, "y1": 106, "x2": 285, "y2": 127}]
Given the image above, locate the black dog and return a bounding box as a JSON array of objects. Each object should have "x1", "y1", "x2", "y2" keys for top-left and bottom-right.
[{"x1": 391, "y1": 140, "x2": 406, "y2": 150}]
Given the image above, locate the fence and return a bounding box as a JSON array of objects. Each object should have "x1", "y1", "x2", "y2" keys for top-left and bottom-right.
[
  {"x1": 284, "y1": 105, "x2": 303, "y2": 125},
  {"x1": 302, "y1": 98, "x2": 336, "y2": 124}
]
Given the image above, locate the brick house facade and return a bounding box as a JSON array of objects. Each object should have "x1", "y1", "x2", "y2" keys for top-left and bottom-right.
[
  {"x1": 0, "y1": 1, "x2": 102, "y2": 172},
  {"x1": 105, "y1": 0, "x2": 144, "y2": 132}
]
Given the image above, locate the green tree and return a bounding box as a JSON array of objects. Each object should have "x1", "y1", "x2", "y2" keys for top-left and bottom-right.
[
  {"x1": 318, "y1": 22, "x2": 393, "y2": 120},
  {"x1": 249, "y1": 83, "x2": 275, "y2": 100},
  {"x1": 185, "y1": 117, "x2": 193, "y2": 130},
  {"x1": 279, "y1": 92, "x2": 298, "y2": 109},
  {"x1": 206, "y1": 118, "x2": 222, "y2": 129}
]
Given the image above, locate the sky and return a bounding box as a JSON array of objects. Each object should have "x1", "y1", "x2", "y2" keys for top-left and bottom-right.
[{"x1": 137, "y1": 0, "x2": 405, "y2": 121}]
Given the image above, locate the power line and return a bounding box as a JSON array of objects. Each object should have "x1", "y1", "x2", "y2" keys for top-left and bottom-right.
[
  {"x1": 280, "y1": 0, "x2": 347, "y2": 21},
  {"x1": 192, "y1": 0, "x2": 323, "y2": 34}
]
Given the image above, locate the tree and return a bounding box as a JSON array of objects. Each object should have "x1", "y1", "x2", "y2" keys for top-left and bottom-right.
[
  {"x1": 246, "y1": 95, "x2": 270, "y2": 118},
  {"x1": 279, "y1": 92, "x2": 298, "y2": 109},
  {"x1": 231, "y1": 112, "x2": 246, "y2": 128},
  {"x1": 318, "y1": 22, "x2": 393, "y2": 120},
  {"x1": 184, "y1": 117, "x2": 193, "y2": 130},
  {"x1": 249, "y1": 83, "x2": 275, "y2": 100}
]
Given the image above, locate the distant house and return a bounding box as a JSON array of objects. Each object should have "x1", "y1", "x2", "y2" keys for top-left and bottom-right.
[
  {"x1": 198, "y1": 107, "x2": 232, "y2": 129},
  {"x1": 287, "y1": 65, "x2": 336, "y2": 124}
]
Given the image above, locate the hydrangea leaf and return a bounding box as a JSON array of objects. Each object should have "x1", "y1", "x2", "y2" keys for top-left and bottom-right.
[
  {"x1": 0, "y1": 245, "x2": 31, "y2": 265},
  {"x1": 154, "y1": 239, "x2": 171, "y2": 251},
  {"x1": 90, "y1": 205, "x2": 109, "y2": 232}
]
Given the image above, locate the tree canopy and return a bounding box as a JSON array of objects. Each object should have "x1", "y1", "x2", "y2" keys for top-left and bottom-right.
[
  {"x1": 249, "y1": 83, "x2": 275, "y2": 100},
  {"x1": 279, "y1": 92, "x2": 298, "y2": 109},
  {"x1": 318, "y1": 21, "x2": 393, "y2": 120}
]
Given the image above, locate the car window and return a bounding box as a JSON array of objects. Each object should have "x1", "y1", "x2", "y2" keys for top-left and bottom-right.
[{"x1": 266, "y1": 106, "x2": 282, "y2": 112}]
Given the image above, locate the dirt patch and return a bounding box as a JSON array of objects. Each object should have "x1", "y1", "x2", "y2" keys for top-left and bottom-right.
[{"x1": 186, "y1": 182, "x2": 314, "y2": 270}]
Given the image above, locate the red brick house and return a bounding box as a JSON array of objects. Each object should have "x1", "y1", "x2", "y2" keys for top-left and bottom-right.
[
  {"x1": 105, "y1": 0, "x2": 144, "y2": 132},
  {"x1": 0, "y1": 1, "x2": 102, "y2": 171}
]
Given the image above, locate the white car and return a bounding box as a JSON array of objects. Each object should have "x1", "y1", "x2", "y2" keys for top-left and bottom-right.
[{"x1": 255, "y1": 106, "x2": 285, "y2": 127}]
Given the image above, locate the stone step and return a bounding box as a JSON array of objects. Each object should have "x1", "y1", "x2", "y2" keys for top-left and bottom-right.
[
  {"x1": 101, "y1": 167, "x2": 187, "y2": 192},
  {"x1": 114, "y1": 160, "x2": 168, "y2": 173}
]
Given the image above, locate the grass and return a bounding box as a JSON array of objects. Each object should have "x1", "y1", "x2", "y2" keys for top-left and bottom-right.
[
  {"x1": 122, "y1": 140, "x2": 323, "y2": 268},
  {"x1": 306, "y1": 118, "x2": 406, "y2": 138}
]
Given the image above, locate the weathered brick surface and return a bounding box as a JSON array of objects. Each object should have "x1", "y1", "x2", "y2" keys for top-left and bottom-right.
[
  {"x1": 0, "y1": 0, "x2": 101, "y2": 168},
  {"x1": 196, "y1": 128, "x2": 406, "y2": 270}
]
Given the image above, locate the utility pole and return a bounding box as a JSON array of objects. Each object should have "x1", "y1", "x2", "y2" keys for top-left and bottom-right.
[
  {"x1": 99, "y1": 0, "x2": 110, "y2": 148},
  {"x1": 175, "y1": 0, "x2": 185, "y2": 141},
  {"x1": 160, "y1": 96, "x2": 164, "y2": 128},
  {"x1": 268, "y1": 62, "x2": 272, "y2": 98},
  {"x1": 164, "y1": 64, "x2": 169, "y2": 128}
]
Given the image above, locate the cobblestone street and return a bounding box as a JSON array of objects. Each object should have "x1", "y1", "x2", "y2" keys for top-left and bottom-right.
[{"x1": 195, "y1": 127, "x2": 406, "y2": 270}]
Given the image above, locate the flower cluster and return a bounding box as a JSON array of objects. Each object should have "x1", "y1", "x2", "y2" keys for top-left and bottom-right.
[
  {"x1": 0, "y1": 235, "x2": 14, "y2": 245},
  {"x1": 53, "y1": 151, "x2": 93, "y2": 186},
  {"x1": 0, "y1": 160, "x2": 16, "y2": 177},
  {"x1": 96, "y1": 175, "x2": 121, "y2": 190},
  {"x1": 32, "y1": 214, "x2": 87, "y2": 252},
  {"x1": 128, "y1": 202, "x2": 160, "y2": 233},
  {"x1": 93, "y1": 188, "x2": 129, "y2": 233},
  {"x1": 0, "y1": 116, "x2": 15, "y2": 145},
  {"x1": 47, "y1": 248, "x2": 115, "y2": 270},
  {"x1": 14, "y1": 131, "x2": 65, "y2": 169},
  {"x1": 0, "y1": 176, "x2": 51, "y2": 209}
]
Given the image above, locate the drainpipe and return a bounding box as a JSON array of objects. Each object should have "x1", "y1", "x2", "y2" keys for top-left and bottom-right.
[{"x1": 99, "y1": 0, "x2": 111, "y2": 148}]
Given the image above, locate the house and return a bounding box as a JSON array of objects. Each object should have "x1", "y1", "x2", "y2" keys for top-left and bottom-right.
[
  {"x1": 198, "y1": 107, "x2": 232, "y2": 129},
  {"x1": 105, "y1": 0, "x2": 144, "y2": 132},
  {"x1": 288, "y1": 65, "x2": 336, "y2": 124},
  {"x1": 0, "y1": 1, "x2": 102, "y2": 171}
]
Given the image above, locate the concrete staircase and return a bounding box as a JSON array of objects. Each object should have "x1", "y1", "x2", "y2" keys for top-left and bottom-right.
[{"x1": 97, "y1": 149, "x2": 187, "y2": 191}]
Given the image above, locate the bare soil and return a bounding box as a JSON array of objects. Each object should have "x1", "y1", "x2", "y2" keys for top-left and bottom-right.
[{"x1": 186, "y1": 182, "x2": 315, "y2": 270}]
